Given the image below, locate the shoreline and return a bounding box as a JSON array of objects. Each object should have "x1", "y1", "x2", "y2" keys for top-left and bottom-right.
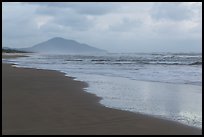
[
  {"x1": 2, "y1": 59, "x2": 202, "y2": 135},
  {"x1": 2, "y1": 53, "x2": 30, "y2": 58}
]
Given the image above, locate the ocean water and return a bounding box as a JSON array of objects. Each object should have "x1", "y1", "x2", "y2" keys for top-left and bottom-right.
[{"x1": 3, "y1": 52, "x2": 202, "y2": 128}]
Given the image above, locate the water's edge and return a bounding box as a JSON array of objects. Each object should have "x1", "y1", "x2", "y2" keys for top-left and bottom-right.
[{"x1": 2, "y1": 54, "x2": 202, "y2": 129}]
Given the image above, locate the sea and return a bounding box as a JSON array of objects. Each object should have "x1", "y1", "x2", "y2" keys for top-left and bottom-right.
[{"x1": 3, "y1": 52, "x2": 202, "y2": 129}]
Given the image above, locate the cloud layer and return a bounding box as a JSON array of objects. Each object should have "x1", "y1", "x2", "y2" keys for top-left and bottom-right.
[{"x1": 2, "y1": 2, "x2": 202, "y2": 53}]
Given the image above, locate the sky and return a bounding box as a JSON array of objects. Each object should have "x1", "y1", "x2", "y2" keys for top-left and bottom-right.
[{"x1": 2, "y1": 2, "x2": 202, "y2": 53}]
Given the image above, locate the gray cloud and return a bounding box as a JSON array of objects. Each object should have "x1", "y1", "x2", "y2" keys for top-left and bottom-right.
[
  {"x1": 27, "y1": 2, "x2": 112, "y2": 31},
  {"x1": 151, "y1": 2, "x2": 193, "y2": 21},
  {"x1": 36, "y1": 9, "x2": 95, "y2": 31},
  {"x1": 72, "y1": 3, "x2": 117, "y2": 15},
  {"x1": 22, "y1": 2, "x2": 70, "y2": 8},
  {"x1": 2, "y1": 2, "x2": 202, "y2": 53},
  {"x1": 24, "y1": 2, "x2": 116, "y2": 16},
  {"x1": 109, "y1": 17, "x2": 143, "y2": 32},
  {"x1": 53, "y1": 15, "x2": 95, "y2": 31},
  {"x1": 35, "y1": 6, "x2": 65, "y2": 15}
]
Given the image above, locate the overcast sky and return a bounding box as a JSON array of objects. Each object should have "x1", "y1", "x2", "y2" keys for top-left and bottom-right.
[{"x1": 2, "y1": 2, "x2": 202, "y2": 53}]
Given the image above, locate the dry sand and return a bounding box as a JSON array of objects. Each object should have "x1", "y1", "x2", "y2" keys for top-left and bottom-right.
[{"x1": 2, "y1": 62, "x2": 202, "y2": 135}]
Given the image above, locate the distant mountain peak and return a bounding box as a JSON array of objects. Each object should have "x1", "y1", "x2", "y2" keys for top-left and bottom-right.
[
  {"x1": 48, "y1": 37, "x2": 79, "y2": 44},
  {"x1": 20, "y1": 37, "x2": 107, "y2": 54},
  {"x1": 49, "y1": 37, "x2": 66, "y2": 41}
]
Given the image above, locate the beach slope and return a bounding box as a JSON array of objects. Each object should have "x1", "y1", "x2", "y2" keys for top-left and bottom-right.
[{"x1": 2, "y1": 63, "x2": 201, "y2": 135}]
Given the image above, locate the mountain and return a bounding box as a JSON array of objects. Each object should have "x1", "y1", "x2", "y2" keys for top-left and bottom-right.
[{"x1": 20, "y1": 37, "x2": 107, "y2": 54}]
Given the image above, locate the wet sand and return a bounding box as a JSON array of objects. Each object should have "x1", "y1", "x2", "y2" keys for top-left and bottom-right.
[{"x1": 2, "y1": 62, "x2": 202, "y2": 135}]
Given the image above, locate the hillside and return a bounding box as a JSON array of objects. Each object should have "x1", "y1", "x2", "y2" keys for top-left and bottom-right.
[{"x1": 20, "y1": 37, "x2": 106, "y2": 54}]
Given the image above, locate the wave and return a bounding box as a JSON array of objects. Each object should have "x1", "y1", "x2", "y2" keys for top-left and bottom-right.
[
  {"x1": 92, "y1": 60, "x2": 202, "y2": 66},
  {"x1": 91, "y1": 59, "x2": 111, "y2": 62},
  {"x1": 57, "y1": 53, "x2": 202, "y2": 66},
  {"x1": 190, "y1": 61, "x2": 202, "y2": 65},
  {"x1": 65, "y1": 59, "x2": 83, "y2": 61}
]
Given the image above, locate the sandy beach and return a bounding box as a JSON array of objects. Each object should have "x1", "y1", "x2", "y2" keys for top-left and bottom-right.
[{"x1": 2, "y1": 61, "x2": 202, "y2": 135}]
